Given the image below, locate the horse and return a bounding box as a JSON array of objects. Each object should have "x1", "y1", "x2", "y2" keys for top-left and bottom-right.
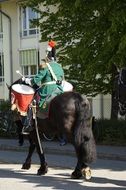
[
  {"x1": 115, "y1": 67, "x2": 126, "y2": 116},
  {"x1": 8, "y1": 78, "x2": 97, "y2": 180}
]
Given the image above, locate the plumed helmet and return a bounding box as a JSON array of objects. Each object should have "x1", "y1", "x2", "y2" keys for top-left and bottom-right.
[{"x1": 46, "y1": 40, "x2": 56, "y2": 61}]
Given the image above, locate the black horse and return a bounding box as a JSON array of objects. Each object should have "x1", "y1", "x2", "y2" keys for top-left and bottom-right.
[
  {"x1": 9, "y1": 79, "x2": 96, "y2": 180},
  {"x1": 115, "y1": 67, "x2": 126, "y2": 116}
]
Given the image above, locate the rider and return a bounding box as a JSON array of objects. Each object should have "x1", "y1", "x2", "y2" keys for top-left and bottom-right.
[
  {"x1": 31, "y1": 40, "x2": 64, "y2": 112},
  {"x1": 22, "y1": 40, "x2": 65, "y2": 133}
]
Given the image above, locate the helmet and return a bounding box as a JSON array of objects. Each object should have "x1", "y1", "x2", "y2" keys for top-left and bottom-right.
[{"x1": 46, "y1": 40, "x2": 56, "y2": 61}]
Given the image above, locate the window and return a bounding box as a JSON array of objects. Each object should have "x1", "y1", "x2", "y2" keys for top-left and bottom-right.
[
  {"x1": 20, "y1": 7, "x2": 39, "y2": 37},
  {"x1": 0, "y1": 52, "x2": 4, "y2": 83},
  {"x1": 19, "y1": 49, "x2": 39, "y2": 77},
  {"x1": 22, "y1": 65, "x2": 37, "y2": 77}
]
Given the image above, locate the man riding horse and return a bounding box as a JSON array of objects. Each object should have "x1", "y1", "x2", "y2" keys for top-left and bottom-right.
[
  {"x1": 9, "y1": 41, "x2": 96, "y2": 180},
  {"x1": 12, "y1": 40, "x2": 73, "y2": 134}
]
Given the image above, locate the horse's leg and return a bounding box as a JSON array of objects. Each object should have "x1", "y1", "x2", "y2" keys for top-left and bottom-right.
[
  {"x1": 71, "y1": 147, "x2": 91, "y2": 180},
  {"x1": 22, "y1": 136, "x2": 35, "y2": 170},
  {"x1": 15, "y1": 120, "x2": 24, "y2": 146},
  {"x1": 34, "y1": 133, "x2": 48, "y2": 175},
  {"x1": 71, "y1": 157, "x2": 91, "y2": 180},
  {"x1": 71, "y1": 115, "x2": 96, "y2": 180},
  {"x1": 71, "y1": 159, "x2": 83, "y2": 179}
]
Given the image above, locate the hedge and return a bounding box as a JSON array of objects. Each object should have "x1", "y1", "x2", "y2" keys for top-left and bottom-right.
[{"x1": 93, "y1": 119, "x2": 126, "y2": 146}]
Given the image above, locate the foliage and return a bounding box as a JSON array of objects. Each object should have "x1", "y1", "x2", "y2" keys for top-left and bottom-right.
[
  {"x1": 20, "y1": 0, "x2": 126, "y2": 96},
  {"x1": 93, "y1": 118, "x2": 126, "y2": 146},
  {"x1": 0, "y1": 100, "x2": 10, "y2": 112},
  {"x1": 0, "y1": 101, "x2": 16, "y2": 138}
]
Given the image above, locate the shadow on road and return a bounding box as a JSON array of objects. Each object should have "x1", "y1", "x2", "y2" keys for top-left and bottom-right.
[{"x1": 0, "y1": 164, "x2": 125, "y2": 190}]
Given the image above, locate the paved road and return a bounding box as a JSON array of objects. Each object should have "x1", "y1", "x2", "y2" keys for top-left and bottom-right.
[
  {"x1": 0, "y1": 150, "x2": 126, "y2": 190},
  {"x1": 0, "y1": 138, "x2": 126, "y2": 161}
]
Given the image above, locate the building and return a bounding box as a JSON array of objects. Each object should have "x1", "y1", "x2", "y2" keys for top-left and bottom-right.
[
  {"x1": 0, "y1": 0, "x2": 48, "y2": 98},
  {"x1": 0, "y1": 0, "x2": 111, "y2": 118}
]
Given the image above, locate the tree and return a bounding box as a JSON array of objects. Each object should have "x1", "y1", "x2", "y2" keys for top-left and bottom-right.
[{"x1": 21, "y1": 0, "x2": 126, "y2": 118}]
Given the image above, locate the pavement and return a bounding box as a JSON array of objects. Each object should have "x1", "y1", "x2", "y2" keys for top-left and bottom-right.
[{"x1": 0, "y1": 138, "x2": 126, "y2": 162}]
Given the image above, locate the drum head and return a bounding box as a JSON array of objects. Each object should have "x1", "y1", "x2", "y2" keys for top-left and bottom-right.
[
  {"x1": 62, "y1": 81, "x2": 73, "y2": 92},
  {"x1": 12, "y1": 84, "x2": 35, "y2": 95}
]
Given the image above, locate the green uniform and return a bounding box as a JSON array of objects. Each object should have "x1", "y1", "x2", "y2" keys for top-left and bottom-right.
[{"x1": 31, "y1": 61, "x2": 64, "y2": 109}]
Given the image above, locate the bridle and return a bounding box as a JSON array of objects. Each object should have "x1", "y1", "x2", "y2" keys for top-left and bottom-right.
[
  {"x1": 117, "y1": 68, "x2": 126, "y2": 115},
  {"x1": 118, "y1": 101, "x2": 126, "y2": 114},
  {"x1": 118, "y1": 68, "x2": 126, "y2": 87}
]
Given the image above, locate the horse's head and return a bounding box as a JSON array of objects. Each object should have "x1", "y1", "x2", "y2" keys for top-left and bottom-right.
[
  {"x1": 119, "y1": 67, "x2": 126, "y2": 86},
  {"x1": 117, "y1": 67, "x2": 126, "y2": 116},
  {"x1": 119, "y1": 101, "x2": 126, "y2": 116}
]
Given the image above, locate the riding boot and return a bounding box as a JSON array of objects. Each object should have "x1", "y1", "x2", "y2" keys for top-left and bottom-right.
[
  {"x1": 21, "y1": 114, "x2": 33, "y2": 135},
  {"x1": 21, "y1": 107, "x2": 33, "y2": 134}
]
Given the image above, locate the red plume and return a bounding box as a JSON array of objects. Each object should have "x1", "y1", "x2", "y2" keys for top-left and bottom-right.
[{"x1": 48, "y1": 40, "x2": 56, "y2": 48}]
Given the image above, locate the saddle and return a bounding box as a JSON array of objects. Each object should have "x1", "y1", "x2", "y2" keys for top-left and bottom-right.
[{"x1": 36, "y1": 88, "x2": 62, "y2": 119}]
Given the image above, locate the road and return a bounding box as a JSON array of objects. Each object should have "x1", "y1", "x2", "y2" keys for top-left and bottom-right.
[{"x1": 0, "y1": 150, "x2": 126, "y2": 190}]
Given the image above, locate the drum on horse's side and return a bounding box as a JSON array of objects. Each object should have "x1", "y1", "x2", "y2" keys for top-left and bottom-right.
[
  {"x1": 62, "y1": 81, "x2": 73, "y2": 92},
  {"x1": 11, "y1": 84, "x2": 35, "y2": 115}
]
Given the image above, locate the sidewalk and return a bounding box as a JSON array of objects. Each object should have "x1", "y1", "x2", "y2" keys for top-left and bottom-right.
[{"x1": 0, "y1": 138, "x2": 126, "y2": 161}]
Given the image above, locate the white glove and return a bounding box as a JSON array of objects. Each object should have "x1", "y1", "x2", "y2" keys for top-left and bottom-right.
[
  {"x1": 25, "y1": 78, "x2": 31, "y2": 85},
  {"x1": 22, "y1": 76, "x2": 25, "y2": 81}
]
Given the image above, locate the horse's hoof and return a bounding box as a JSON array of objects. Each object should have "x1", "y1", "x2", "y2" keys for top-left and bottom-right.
[
  {"x1": 37, "y1": 163, "x2": 48, "y2": 175},
  {"x1": 71, "y1": 170, "x2": 82, "y2": 179},
  {"x1": 82, "y1": 167, "x2": 91, "y2": 180},
  {"x1": 22, "y1": 163, "x2": 31, "y2": 170}
]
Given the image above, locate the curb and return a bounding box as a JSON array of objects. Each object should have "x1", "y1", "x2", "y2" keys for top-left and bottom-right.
[{"x1": 0, "y1": 144, "x2": 126, "y2": 162}]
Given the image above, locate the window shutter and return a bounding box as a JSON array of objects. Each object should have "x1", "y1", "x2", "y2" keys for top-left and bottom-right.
[{"x1": 20, "y1": 49, "x2": 38, "y2": 66}]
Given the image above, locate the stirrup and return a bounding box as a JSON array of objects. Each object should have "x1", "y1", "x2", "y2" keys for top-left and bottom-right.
[{"x1": 22, "y1": 126, "x2": 30, "y2": 135}]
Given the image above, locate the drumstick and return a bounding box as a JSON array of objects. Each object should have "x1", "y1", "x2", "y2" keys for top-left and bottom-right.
[{"x1": 16, "y1": 70, "x2": 25, "y2": 78}]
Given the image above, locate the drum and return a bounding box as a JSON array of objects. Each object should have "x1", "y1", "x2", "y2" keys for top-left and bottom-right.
[
  {"x1": 62, "y1": 81, "x2": 73, "y2": 92},
  {"x1": 11, "y1": 84, "x2": 35, "y2": 115}
]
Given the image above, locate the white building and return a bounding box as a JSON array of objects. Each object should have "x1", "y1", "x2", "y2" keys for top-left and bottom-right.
[{"x1": 0, "y1": 0, "x2": 111, "y2": 118}]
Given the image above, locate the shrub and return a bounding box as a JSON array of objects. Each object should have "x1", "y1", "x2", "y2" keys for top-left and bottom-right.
[
  {"x1": 93, "y1": 119, "x2": 126, "y2": 146},
  {"x1": 0, "y1": 100, "x2": 10, "y2": 111},
  {"x1": 0, "y1": 100, "x2": 17, "y2": 138}
]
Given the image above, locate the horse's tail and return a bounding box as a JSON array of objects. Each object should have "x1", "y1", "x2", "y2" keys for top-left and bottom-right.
[{"x1": 74, "y1": 94, "x2": 97, "y2": 163}]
